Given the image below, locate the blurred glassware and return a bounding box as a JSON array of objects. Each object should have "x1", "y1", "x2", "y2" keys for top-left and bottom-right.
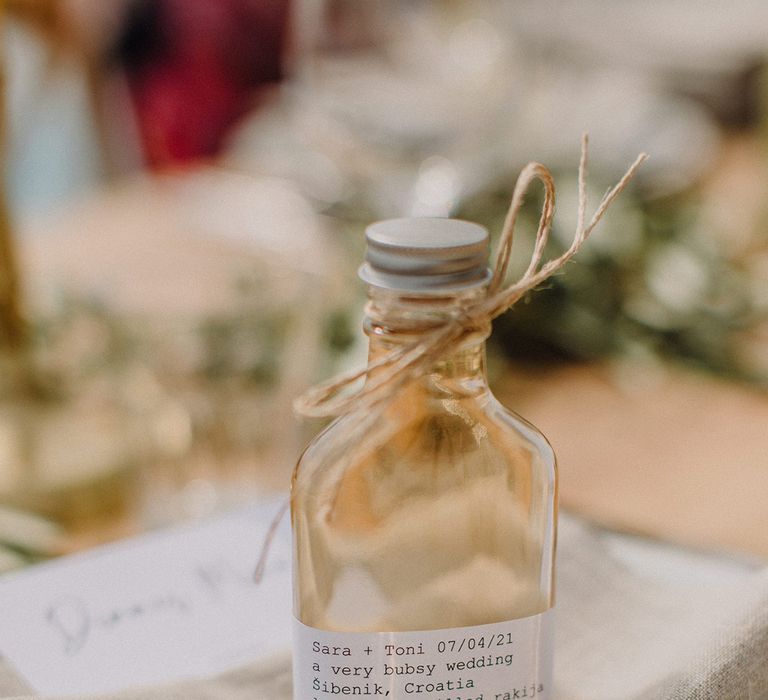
[
  {"x1": 2, "y1": 5, "x2": 127, "y2": 222},
  {"x1": 0, "y1": 316, "x2": 170, "y2": 539},
  {"x1": 20, "y1": 170, "x2": 346, "y2": 526},
  {"x1": 229, "y1": 0, "x2": 768, "y2": 388},
  {"x1": 229, "y1": 0, "x2": 721, "y2": 229},
  {"x1": 116, "y1": 0, "x2": 291, "y2": 167}
]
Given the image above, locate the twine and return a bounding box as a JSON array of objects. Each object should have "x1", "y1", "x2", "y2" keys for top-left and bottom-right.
[
  {"x1": 254, "y1": 136, "x2": 646, "y2": 583},
  {"x1": 294, "y1": 135, "x2": 647, "y2": 419}
]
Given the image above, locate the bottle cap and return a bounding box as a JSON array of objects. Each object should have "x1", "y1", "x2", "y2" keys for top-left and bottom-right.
[{"x1": 359, "y1": 218, "x2": 492, "y2": 292}]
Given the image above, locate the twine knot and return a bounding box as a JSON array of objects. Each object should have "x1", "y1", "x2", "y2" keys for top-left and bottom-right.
[{"x1": 295, "y1": 135, "x2": 647, "y2": 420}]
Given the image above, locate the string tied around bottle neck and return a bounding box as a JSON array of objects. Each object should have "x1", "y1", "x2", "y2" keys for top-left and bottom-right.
[
  {"x1": 254, "y1": 136, "x2": 646, "y2": 583},
  {"x1": 294, "y1": 135, "x2": 647, "y2": 420}
]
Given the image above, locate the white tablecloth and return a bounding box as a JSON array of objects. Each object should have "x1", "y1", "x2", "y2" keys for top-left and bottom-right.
[{"x1": 2, "y1": 514, "x2": 766, "y2": 700}]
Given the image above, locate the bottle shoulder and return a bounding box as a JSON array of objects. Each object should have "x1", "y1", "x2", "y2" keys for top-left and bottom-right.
[
  {"x1": 482, "y1": 392, "x2": 557, "y2": 466},
  {"x1": 294, "y1": 389, "x2": 556, "y2": 492}
]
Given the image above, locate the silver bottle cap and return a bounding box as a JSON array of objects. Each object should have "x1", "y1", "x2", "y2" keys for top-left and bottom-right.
[{"x1": 359, "y1": 218, "x2": 492, "y2": 292}]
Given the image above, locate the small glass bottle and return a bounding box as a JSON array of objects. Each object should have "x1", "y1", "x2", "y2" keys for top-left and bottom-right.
[{"x1": 293, "y1": 218, "x2": 557, "y2": 698}]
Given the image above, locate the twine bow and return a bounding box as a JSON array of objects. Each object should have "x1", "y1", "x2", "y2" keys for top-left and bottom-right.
[
  {"x1": 294, "y1": 135, "x2": 647, "y2": 419},
  {"x1": 255, "y1": 136, "x2": 646, "y2": 582}
]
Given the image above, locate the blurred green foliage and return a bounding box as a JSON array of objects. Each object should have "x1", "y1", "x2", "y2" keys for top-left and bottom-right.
[{"x1": 458, "y1": 171, "x2": 767, "y2": 386}]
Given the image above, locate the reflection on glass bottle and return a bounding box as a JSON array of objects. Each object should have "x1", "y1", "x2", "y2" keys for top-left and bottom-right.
[{"x1": 293, "y1": 219, "x2": 557, "y2": 634}]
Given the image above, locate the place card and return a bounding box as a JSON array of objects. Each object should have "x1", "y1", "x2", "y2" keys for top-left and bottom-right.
[{"x1": 0, "y1": 499, "x2": 291, "y2": 695}]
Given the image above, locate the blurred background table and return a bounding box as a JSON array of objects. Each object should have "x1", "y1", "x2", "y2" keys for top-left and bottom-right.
[
  {"x1": 498, "y1": 363, "x2": 768, "y2": 558},
  {"x1": 1, "y1": 0, "x2": 767, "y2": 569}
]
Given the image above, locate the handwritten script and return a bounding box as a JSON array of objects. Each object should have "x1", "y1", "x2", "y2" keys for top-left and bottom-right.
[{"x1": 0, "y1": 500, "x2": 291, "y2": 695}]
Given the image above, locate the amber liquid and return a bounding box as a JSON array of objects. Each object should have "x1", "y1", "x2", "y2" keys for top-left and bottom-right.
[
  {"x1": 292, "y1": 322, "x2": 557, "y2": 633},
  {"x1": 292, "y1": 278, "x2": 557, "y2": 632}
]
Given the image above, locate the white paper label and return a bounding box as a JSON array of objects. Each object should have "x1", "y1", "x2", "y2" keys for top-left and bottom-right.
[
  {"x1": 293, "y1": 609, "x2": 553, "y2": 698},
  {"x1": 0, "y1": 500, "x2": 292, "y2": 695}
]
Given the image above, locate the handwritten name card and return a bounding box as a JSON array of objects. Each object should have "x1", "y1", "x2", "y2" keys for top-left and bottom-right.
[{"x1": 0, "y1": 500, "x2": 291, "y2": 695}]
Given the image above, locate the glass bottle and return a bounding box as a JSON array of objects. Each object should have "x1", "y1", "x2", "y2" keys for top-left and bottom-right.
[{"x1": 292, "y1": 218, "x2": 557, "y2": 698}]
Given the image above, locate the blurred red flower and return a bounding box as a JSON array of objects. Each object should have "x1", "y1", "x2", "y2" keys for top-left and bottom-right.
[{"x1": 121, "y1": 0, "x2": 291, "y2": 166}]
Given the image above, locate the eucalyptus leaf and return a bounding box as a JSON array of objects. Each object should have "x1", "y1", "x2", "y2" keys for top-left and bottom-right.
[{"x1": 0, "y1": 504, "x2": 64, "y2": 557}]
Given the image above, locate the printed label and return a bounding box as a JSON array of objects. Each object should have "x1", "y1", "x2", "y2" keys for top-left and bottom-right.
[{"x1": 293, "y1": 609, "x2": 553, "y2": 698}]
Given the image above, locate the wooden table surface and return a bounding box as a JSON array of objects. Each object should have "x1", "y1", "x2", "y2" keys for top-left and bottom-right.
[{"x1": 497, "y1": 362, "x2": 768, "y2": 559}]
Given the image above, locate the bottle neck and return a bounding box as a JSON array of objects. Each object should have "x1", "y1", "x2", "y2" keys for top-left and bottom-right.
[{"x1": 363, "y1": 286, "x2": 491, "y2": 398}]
